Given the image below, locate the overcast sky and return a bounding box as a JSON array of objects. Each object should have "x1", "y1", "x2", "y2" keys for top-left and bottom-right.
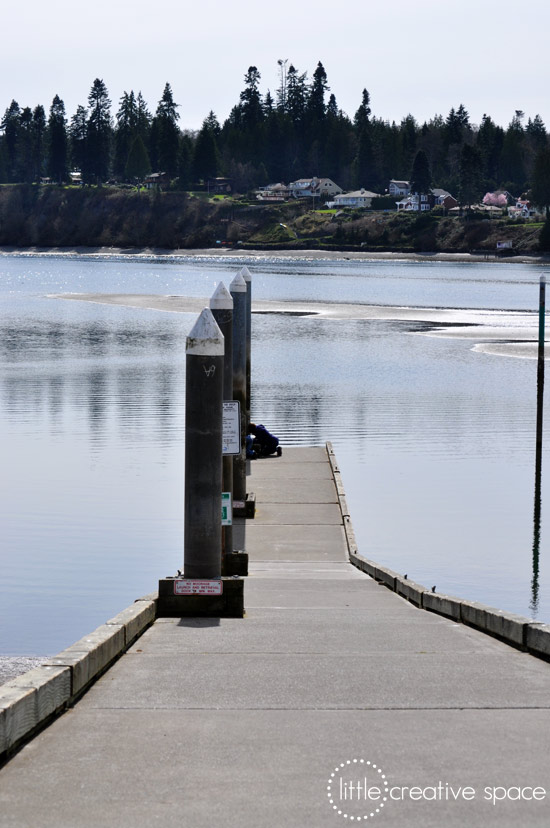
[{"x1": 2, "y1": 0, "x2": 548, "y2": 131}]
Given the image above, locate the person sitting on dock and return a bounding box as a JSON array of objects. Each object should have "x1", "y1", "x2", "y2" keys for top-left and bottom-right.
[{"x1": 246, "y1": 422, "x2": 282, "y2": 458}]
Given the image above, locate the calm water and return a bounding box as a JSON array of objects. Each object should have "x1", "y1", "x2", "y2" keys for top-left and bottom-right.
[{"x1": 0, "y1": 252, "x2": 548, "y2": 655}]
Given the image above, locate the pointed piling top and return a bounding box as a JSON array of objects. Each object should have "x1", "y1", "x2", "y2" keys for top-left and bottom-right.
[
  {"x1": 239, "y1": 265, "x2": 252, "y2": 283},
  {"x1": 229, "y1": 272, "x2": 247, "y2": 293},
  {"x1": 210, "y1": 282, "x2": 233, "y2": 310},
  {"x1": 186, "y1": 308, "x2": 224, "y2": 356}
]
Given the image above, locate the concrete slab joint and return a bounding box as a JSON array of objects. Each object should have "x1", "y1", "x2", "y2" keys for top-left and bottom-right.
[
  {"x1": 44, "y1": 624, "x2": 126, "y2": 696},
  {"x1": 525, "y1": 623, "x2": 550, "y2": 658},
  {"x1": 0, "y1": 596, "x2": 161, "y2": 761},
  {"x1": 106, "y1": 600, "x2": 156, "y2": 646}
]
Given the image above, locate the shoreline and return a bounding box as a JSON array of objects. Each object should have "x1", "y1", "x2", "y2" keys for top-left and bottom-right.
[{"x1": 1, "y1": 244, "x2": 549, "y2": 265}]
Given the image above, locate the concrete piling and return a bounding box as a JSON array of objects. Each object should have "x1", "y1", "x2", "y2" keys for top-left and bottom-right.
[
  {"x1": 183, "y1": 308, "x2": 224, "y2": 579},
  {"x1": 230, "y1": 272, "x2": 247, "y2": 508},
  {"x1": 532, "y1": 275, "x2": 546, "y2": 613},
  {"x1": 210, "y1": 283, "x2": 235, "y2": 561},
  {"x1": 239, "y1": 265, "x2": 252, "y2": 426}
]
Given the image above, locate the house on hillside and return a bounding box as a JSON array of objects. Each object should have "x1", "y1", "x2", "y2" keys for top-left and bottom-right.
[
  {"x1": 389, "y1": 180, "x2": 410, "y2": 197},
  {"x1": 396, "y1": 193, "x2": 434, "y2": 212},
  {"x1": 207, "y1": 177, "x2": 233, "y2": 194},
  {"x1": 288, "y1": 177, "x2": 342, "y2": 199},
  {"x1": 397, "y1": 188, "x2": 458, "y2": 212},
  {"x1": 432, "y1": 188, "x2": 458, "y2": 210},
  {"x1": 256, "y1": 182, "x2": 291, "y2": 201},
  {"x1": 326, "y1": 188, "x2": 379, "y2": 209},
  {"x1": 508, "y1": 198, "x2": 538, "y2": 219},
  {"x1": 144, "y1": 172, "x2": 170, "y2": 190}
]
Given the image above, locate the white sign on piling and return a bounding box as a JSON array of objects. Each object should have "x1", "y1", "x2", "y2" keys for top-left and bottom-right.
[
  {"x1": 223, "y1": 400, "x2": 241, "y2": 455},
  {"x1": 174, "y1": 580, "x2": 224, "y2": 595},
  {"x1": 222, "y1": 492, "x2": 232, "y2": 526}
]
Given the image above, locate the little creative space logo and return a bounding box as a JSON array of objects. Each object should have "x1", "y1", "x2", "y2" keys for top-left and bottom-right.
[
  {"x1": 327, "y1": 759, "x2": 389, "y2": 821},
  {"x1": 326, "y1": 757, "x2": 548, "y2": 821}
]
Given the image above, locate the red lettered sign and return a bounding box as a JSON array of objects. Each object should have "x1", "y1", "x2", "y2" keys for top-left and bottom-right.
[{"x1": 174, "y1": 579, "x2": 223, "y2": 595}]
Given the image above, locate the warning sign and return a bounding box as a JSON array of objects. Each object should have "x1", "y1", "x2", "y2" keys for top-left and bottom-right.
[
  {"x1": 174, "y1": 580, "x2": 223, "y2": 595},
  {"x1": 223, "y1": 401, "x2": 241, "y2": 455}
]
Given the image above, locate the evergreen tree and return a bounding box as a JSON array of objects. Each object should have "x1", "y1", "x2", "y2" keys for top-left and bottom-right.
[
  {"x1": 458, "y1": 143, "x2": 482, "y2": 208},
  {"x1": 476, "y1": 114, "x2": 504, "y2": 187},
  {"x1": 114, "y1": 91, "x2": 138, "y2": 178},
  {"x1": 324, "y1": 104, "x2": 354, "y2": 187},
  {"x1": 500, "y1": 112, "x2": 526, "y2": 193},
  {"x1": 151, "y1": 83, "x2": 180, "y2": 177},
  {"x1": 135, "y1": 92, "x2": 152, "y2": 142},
  {"x1": 263, "y1": 90, "x2": 274, "y2": 116},
  {"x1": 525, "y1": 115, "x2": 547, "y2": 180},
  {"x1": 203, "y1": 110, "x2": 221, "y2": 136},
  {"x1": 286, "y1": 64, "x2": 307, "y2": 125},
  {"x1": 401, "y1": 115, "x2": 418, "y2": 177},
  {"x1": 47, "y1": 95, "x2": 68, "y2": 183},
  {"x1": 0, "y1": 138, "x2": 9, "y2": 182},
  {"x1": 418, "y1": 115, "x2": 446, "y2": 185},
  {"x1": 353, "y1": 129, "x2": 375, "y2": 190},
  {"x1": 18, "y1": 107, "x2": 35, "y2": 182},
  {"x1": 124, "y1": 135, "x2": 151, "y2": 181},
  {"x1": 239, "y1": 66, "x2": 264, "y2": 128},
  {"x1": 526, "y1": 114, "x2": 547, "y2": 151},
  {"x1": 444, "y1": 106, "x2": 467, "y2": 146},
  {"x1": 85, "y1": 79, "x2": 112, "y2": 183},
  {"x1": 69, "y1": 105, "x2": 88, "y2": 173},
  {"x1": 178, "y1": 133, "x2": 194, "y2": 189},
  {"x1": 410, "y1": 149, "x2": 431, "y2": 197},
  {"x1": 354, "y1": 89, "x2": 371, "y2": 132},
  {"x1": 193, "y1": 115, "x2": 220, "y2": 182},
  {"x1": 531, "y1": 147, "x2": 550, "y2": 217},
  {"x1": 32, "y1": 105, "x2": 46, "y2": 182},
  {"x1": 1, "y1": 100, "x2": 21, "y2": 181},
  {"x1": 307, "y1": 61, "x2": 329, "y2": 123}
]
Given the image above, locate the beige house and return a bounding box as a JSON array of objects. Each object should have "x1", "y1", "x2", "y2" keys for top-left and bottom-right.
[
  {"x1": 327, "y1": 189, "x2": 379, "y2": 209},
  {"x1": 288, "y1": 177, "x2": 342, "y2": 199}
]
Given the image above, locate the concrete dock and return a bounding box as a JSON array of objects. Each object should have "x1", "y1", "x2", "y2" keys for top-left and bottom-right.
[{"x1": 1, "y1": 446, "x2": 550, "y2": 827}]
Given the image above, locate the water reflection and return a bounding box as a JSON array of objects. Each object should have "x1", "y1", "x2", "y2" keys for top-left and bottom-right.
[
  {"x1": 0, "y1": 320, "x2": 180, "y2": 363},
  {"x1": 1, "y1": 255, "x2": 549, "y2": 656},
  {"x1": 531, "y1": 323, "x2": 545, "y2": 617}
]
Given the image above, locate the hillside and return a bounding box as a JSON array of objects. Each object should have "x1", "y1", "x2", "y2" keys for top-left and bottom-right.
[{"x1": 0, "y1": 185, "x2": 545, "y2": 255}]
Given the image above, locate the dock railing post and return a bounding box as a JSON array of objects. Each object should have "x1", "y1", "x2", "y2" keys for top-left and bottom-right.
[
  {"x1": 183, "y1": 308, "x2": 224, "y2": 580},
  {"x1": 230, "y1": 272, "x2": 247, "y2": 511},
  {"x1": 536, "y1": 275, "x2": 546, "y2": 467},
  {"x1": 240, "y1": 266, "x2": 252, "y2": 427},
  {"x1": 532, "y1": 275, "x2": 546, "y2": 614},
  {"x1": 210, "y1": 283, "x2": 234, "y2": 561}
]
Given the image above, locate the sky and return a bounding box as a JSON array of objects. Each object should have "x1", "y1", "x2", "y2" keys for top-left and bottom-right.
[{"x1": 2, "y1": 0, "x2": 549, "y2": 132}]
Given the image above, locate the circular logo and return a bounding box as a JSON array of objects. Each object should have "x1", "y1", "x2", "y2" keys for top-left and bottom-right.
[{"x1": 327, "y1": 758, "x2": 389, "y2": 821}]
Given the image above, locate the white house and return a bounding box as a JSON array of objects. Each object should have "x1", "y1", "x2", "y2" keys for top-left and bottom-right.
[
  {"x1": 288, "y1": 177, "x2": 342, "y2": 199},
  {"x1": 396, "y1": 193, "x2": 433, "y2": 212},
  {"x1": 508, "y1": 199, "x2": 538, "y2": 219},
  {"x1": 389, "y1": 180, "x2": 410, "y2": 197},
  {"x1": 256, "y1": 182, "x2": 291, "y2": 201},
  {"x1": 326, "y1": 189, "x2": 379, "y2": 209}
]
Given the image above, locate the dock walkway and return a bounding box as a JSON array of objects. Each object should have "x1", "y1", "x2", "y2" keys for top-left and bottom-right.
[{"x1": 1, "y1": 446, "x2": 550, "y2": 827}]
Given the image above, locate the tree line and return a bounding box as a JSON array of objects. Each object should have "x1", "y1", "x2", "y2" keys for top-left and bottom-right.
[{"x1": 1, "y1": 63, "x2": 550, "y2": 209}]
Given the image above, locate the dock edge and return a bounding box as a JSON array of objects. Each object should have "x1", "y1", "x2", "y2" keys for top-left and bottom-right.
[
  {"x1": 0, "y1": 595, "x2": 157, "y2": 763},
  {"x1": 325, "y1": 441, "x2": 550, "y2": 662}
]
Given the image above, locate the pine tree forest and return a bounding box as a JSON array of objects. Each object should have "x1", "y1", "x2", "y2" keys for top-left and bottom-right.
[{"x1": 1, "y1": 62, "x2": 550, "y2": 207}]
